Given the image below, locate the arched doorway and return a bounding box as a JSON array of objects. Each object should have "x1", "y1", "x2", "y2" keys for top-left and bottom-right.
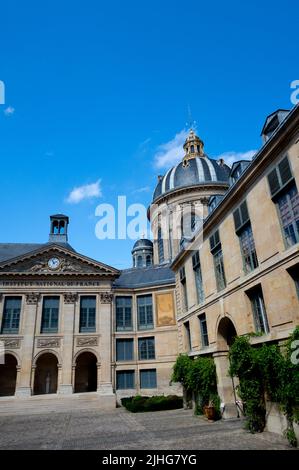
[
  {"x1": 217, "y1": 317, "x2": 237, "y2": 349},
  {"x1": 34, "y1": 353, "x2": 58, "y2": 395},
  {"x1": 74, "y1": 352, "x2": 97, "y2": 393},
  {"x1": 214, "y1": 317, "x2": 238, "y2": 418},
  {"x1": 0, "y1": 354, "x2": 18, "y2": 396}
]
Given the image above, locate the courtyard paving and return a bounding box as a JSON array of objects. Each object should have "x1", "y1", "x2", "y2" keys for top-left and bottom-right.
[{"x1": 0, "y1": 406, "x2": 294, "y2": 450}]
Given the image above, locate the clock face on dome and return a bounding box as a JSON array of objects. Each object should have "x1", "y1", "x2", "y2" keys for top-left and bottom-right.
[{"x1": 48, "y1": 257, "x2": 60, "y2": 270}]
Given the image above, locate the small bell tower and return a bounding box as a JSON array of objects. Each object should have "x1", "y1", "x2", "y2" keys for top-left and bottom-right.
[{"x1": 49, "y1": 214, "x2": 69, "y2": 243}]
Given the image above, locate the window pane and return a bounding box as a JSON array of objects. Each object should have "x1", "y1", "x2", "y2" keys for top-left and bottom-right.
[
  {"x1": 277, "y1": 184, "x2": 299, "y2": 247},
  {"x1": 140, "y1": 369, "x2": 157, "y2": 389},
  {"x1": 194, "y1": 264, "x2": 204, "y2": 304},
  {"x1": 116, "y1": 371, "x2": 135, "y2": 389},
  {"x1": 80, "y1": 296, "x2": 96, "y2": 332},
  {"x1": 116, "y1": 297, "x2": 132, "y2": 331},
  {"x1": 137, "y1": 295, "x2": 153, "y2": 330},
  {"x1": 249, "y1": 287, "x2": 269, "y2": 334},
  {"x1": 199, "y1": 314, "x2": 209, "y2": 347},
  {"x1": 214, "y1": 249, "x2": 226, "y2": 291},
  {"x1": 239, "y1": 224, "x2": 258, "y2": 273},
  {"x1": 41, "y1": 297, "x2": 59, "y2": 333},
  {"x1": 138, "y1": 337, "x2": 155, "y2": 360},
  {"x1": 116, "y1": 339, "x2": 134, "y2": 361},
  {"x1": 1, "y1": 297, "x2": 22, "y2": 334}
]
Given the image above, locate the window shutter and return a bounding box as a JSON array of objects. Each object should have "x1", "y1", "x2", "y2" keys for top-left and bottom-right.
[
  {"x1": 240, "y1": 201, "x2": 249, "y2": 224},
  {"x1": 278, "y1": 157, "x2": 292, "y2": 186},
  {"x1": 268, "y1": 157, "x2": 293, "y2": 197},
  {"x1": 210, "y1": 230, "x2": 220, "y2": 252},
  {"x1": 268, "y1": 168, "x2": 280, "y2": 196},
  {"x1": 233, "y1": 208, "x2": 242, "y2": 232}
]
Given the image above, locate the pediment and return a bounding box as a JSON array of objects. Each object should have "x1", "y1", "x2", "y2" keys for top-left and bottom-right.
[{"x1": 0, "y1": 244, "x2": 120, "y2": 278}]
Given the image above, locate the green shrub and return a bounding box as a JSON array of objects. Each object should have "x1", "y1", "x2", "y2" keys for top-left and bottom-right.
[{"x1": 121, "y1": 395, "x2": 183, "y2": 413}]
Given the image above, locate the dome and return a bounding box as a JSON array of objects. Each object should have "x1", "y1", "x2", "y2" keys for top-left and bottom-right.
[
  {"x1": 153, "y1": 154, "x2": 230, "y2": 202},
  {"x1": 132, "y1": 238, "x2": 153, "y2": 253}
]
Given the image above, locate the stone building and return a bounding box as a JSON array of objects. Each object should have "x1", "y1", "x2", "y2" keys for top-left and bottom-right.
[
  {"x1": 0, "y1": 104, "x2": 298, "y2": 414},
  {"x1": 0, "y1": 215, "x2": 179, "y2": 406},
  {"x1": 168, "y1": 105, "x2": 299, "y2": 417}
]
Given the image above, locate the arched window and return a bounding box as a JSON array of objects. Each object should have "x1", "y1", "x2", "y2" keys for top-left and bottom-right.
[
  {"x1": 157, "y1": 227, "x2": 164, "y2": 263},
  {"x1": 197, "y1": 145, "x2": 200, "y2": 153},
  {"x1": 53, "y1": 221, "x2": 59, "y2": 234},
  {"x1": 137, "y1": 255, "x2": 143, "y2": 268},
  {"x1": 59, "y1": 221, "x2": 65, "y2": 234},
  {"x1": 191, "y1": 145, "x2": 194, "y2": 153},
  {"x1": 146, "y1": 255, "x2": 152, "y2": 267}
]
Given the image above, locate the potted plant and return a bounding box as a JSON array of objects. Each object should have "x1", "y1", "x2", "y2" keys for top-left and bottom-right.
[{"x1": 204, "y1": 399, "x2": 216, "y2": 421}]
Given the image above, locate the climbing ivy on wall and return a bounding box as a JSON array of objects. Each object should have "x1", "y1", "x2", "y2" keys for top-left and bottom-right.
[{"x1": 229, "y1": 327, "x2": 299, "y2": 447}]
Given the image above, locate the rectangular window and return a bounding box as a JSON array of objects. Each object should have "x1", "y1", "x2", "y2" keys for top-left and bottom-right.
[
  {"x1": 116, "y1": 296, "x2": 132, "y2": 331},
  {"x1": 137, "y1": 295, "x2": 153, "y2": 330},
  {"x1": 41, "y1": 296, "x2": 59, "y2": 333},
  {"x1": 233, "y1": 200, "x2": 258, "y2": 273},
  {"x1": 184, "y1": 321, "x2": 192, "y2": 351},
  {"x1": 116, "y1": 339, "x2": 134, "y2": 361},
  {"x1": 239, "y1": 224, "x2": 259, "y2": 273},
  {"x1": 192, "y1": 251, "x2": 204, "y2": 304},
  {"x1": 140, "y1": 369, "x2": 157, "y2": 389},
  {"x1": 79, "y1": 296, "x2": 96, "y2": 332},
  {"x1": 138, "y1": 337, "x2": 155, "y2": 360},
  {"x1": 198, "y1": 313, "x2": 209, "y2": 347},
  {"x1": 1, "y1": 297, "x2": 22, "y2": 334},
  {"x1": 213, "y1": 248, "x2": 226, "y2": 291},
  {"x1": 247, "y1": 286, "x2": 270, "y2": 334},
  {"x1": 180, "y1": 267, "x2": 188, "y2": 311},
  {"x1": 116, "y1": 370, "x2": 135, "y2": 389},
  {"x1": 276, "y1": 183, "x2": 299, "y2": 247}
]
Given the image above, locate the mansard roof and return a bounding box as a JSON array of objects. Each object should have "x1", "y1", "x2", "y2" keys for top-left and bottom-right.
[{"x1": 113, "y1": 264, "x2": 175, "y2": 289}]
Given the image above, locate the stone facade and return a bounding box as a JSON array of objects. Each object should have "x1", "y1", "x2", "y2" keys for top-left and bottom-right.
[{"x1": 170, "y1": 105, "x2": 299, "y2": 418}]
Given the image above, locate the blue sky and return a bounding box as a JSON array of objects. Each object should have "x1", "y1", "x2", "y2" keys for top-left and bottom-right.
[{"x1": 0, "y1": 0, "x2": 298, "y2": 269}]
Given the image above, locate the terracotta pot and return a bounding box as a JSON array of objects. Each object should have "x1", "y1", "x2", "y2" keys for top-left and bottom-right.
[{"x1": 204, "y1": 405, "x2": 216, "y2": 421}]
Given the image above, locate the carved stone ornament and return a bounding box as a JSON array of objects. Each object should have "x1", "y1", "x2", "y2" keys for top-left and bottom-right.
[
  {"x1": 2, "y1": 338, "x2": 20, "y2": 349},
  {"x1": 37, "y1": 338, "x2": 60, "y2": 348},
  {"x1": 77, "y1": 337, "x2": 98, "y2": 347},
  {"x1": 63, "y1": 292, "x2": 78, "y2": 304},
  {"x1": 100, "y1": 292, "x2": 113, "y2": 304},
  {"x1": 26, "y1": 293, "x2": 41, "y2": 304}
]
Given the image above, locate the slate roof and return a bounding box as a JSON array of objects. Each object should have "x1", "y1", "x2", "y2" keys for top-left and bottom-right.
[
  {"x1": 113, "y1": 264, "x2": 175, "y2": 289},
  {"x1": 0, "y1": 242, "x2": 75, "y2": 263}
]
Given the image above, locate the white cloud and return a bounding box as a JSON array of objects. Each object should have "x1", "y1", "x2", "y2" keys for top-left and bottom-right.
[
  {"x1": 132, "y1": 186, "x2": 151, "y2": 194},
  {"x1": 154, "y1": 129, "x2": 188, "y2": 169},
  {"x1": 66, "y1": 180, "x2": 102, "y2": 204},
  {"x1": 215, "y1": 150, "x2": 257, "y2": 167},
  {"x1": 4, "y1": 106, "x2": 15, "y2": 116}
]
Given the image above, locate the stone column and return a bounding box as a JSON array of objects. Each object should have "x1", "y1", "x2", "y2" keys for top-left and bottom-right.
[
  {"x1": 58, "y1": 293, "x2": 77, "y2": 394},
  {"x1": 15, "y1": 293, "x2": 40, "y2": 397},
  {"x1": 213, "y1": 351, "x2": 239, "y2": 419},
  {"x1": 98, "y1": 292, "x2": 115, "y2": 401}
]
